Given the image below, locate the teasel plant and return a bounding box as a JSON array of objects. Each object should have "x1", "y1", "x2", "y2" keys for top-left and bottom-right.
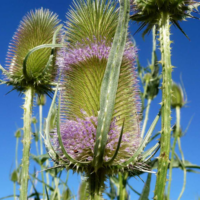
[
  {"x1": 0, "y1": 8, "x2": 64, "y2": 199},
  {"x1": 43, "y1": 0, "x2": 161, "y2": 199},
  {"x1": 130, "y1": 0, "x2": 200, "y2": 198},
  {"x1": 167, "y1": 82, "x2": 186, "y2": 200}
]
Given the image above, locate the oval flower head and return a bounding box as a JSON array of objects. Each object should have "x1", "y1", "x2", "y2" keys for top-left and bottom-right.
[
  {"x1": 47, "y1": 0, "x2": 157, "y2": 183},
  {"x1": 1, "y1": 8, "x2": 60, "y2": 95}
]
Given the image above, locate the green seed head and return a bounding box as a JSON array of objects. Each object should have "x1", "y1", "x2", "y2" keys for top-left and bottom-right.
[
  {"x1": 15, "y1": 129, "x2": 21, "y2": 138},
  {"x1": 32, "y1": 117, "x2": 37, "y2": 124},
  {"x1": 5, "y1": 8, "x2": 60, "y2": 94},
  {"x1": 171, "y1": 82, "x2": 185, "y2": 108},
  {"x1": 36, "y1": 94, "x2": 46, "y2": 106}
]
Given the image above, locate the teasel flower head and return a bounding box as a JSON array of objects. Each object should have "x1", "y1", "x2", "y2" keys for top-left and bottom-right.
[
  {"x1": 1, "y1": 8, "x2": 61, "y2": 95},
  {"x1": 171, "y1": 82, "x2": 186, "y2": 109},
  {"x1": 45, "y1": 0, "x2": 158, "y2": 183},
  {"x1": 130, "y1": 0, "x2": 200, "y2": 37}
]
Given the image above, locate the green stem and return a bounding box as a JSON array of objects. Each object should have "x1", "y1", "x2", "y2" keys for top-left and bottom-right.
[
  {"x1": 141, "y1": 98, "x2": 152, "y2": 138},
  {"x1": 152, "y1": 25, "x2": 156, "y2": 66},
  {"x1": 177, "y1": 129, "x2": 186, "y2": 199},
  {"x1": 14, "y1": 137, "x2": 19, "y2": 200},
  {"x1": 33, "y1": 123, "x2": 39, "y2": 156},
  {"x1": 46, "y1": 160, "x2": 50, "y2": 188},
  {"x1": 20, "y1": 87, "x2": 34, "y2": 200},
  {"x1": 15, "y1": 137, "x2": 19, "y2": 170},
  {"x1": 14, "y1": 182, "x2": 16, "y2": 200},
  {"x1": 154, "y1": 12, "x2": 172, "y2": 199},
  {"x1": 118, "y1": 172, "x2": 128, "y2": 200},
  {"x1": 39, "y1": 105, "x2": 45, "y2": 200},
  {"x1": 87, "y1": 169, "x2": 107, "y2": 200},
  {"x1": 167, "y1": 107, "x2": 180, "y2": 199}
]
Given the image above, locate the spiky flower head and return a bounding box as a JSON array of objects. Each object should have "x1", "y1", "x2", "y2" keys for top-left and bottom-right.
[
  {"x1": 171, "y1": 82, "x2": 186, "y2": 108},
  {"x1": 3, "y1": 8, "x2": 60, "y2": 95},
  {"x1": 46, "y1": 0, "x2": 154, "y2": 178},
  {"x1": 130, "y1": 0, "x2": 200, "y2": 37}
]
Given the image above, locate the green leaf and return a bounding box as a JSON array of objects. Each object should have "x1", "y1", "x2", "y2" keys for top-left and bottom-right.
[
  {"x1": 142, "y1": 142, "x2": 160, "y2": 161},
  {"x1": 123, "y1": 110, "x2": 161, "y2": 166},
  {"x1": 78, "y1": 179, "x2": 89, "y2": 200},
  {"x1": 139, "y1": 173, "x2": 152, "y2": 200},
  {"x1": 30, "y1": 154, "x2": 49, "y2": 165}
]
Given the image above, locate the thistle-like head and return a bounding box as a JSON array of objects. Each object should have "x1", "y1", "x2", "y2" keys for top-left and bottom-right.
[
  {"x1": 2, "y1": 8, "x2": 60, "y2": 95},
  {"x1": 130, "y1": 0, "x2": 200, "y2": 37},
  {"x1": 45, "y1": 0, "x2": 157, "y2": 178},
  {"x1": 171, "y1": 82, "x2": 186, "y2": 109}
]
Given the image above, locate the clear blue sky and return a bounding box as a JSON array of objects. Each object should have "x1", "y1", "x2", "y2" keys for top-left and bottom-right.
[{"x1": 0, "y1": 0, "x2": 200, "y2": 199}]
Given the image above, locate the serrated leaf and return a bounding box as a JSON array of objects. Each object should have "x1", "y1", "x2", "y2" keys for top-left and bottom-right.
[{"x1": 139, "y1": 173, "x2": 152, "y2": 200}]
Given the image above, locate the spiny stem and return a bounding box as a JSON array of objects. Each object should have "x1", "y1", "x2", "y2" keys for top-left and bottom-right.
[
  {"x1": 20, "y1": 87, "x2": 34, "y2": 200},
  {"x1": 154, "y1": 12, "x2": 172, "y2": 199},
  {"x1": 39, "y1": 104, "x2": 45, "y2": 200},
  {"x1": 141, "y1": 98, "x2": 152, "y2": 138},
  {"x1": 118, "y1": 172, "x2": 128, "y2": 200},
  {"x1": 167, "y1": 106, "x2": 180, "y2": 199},
  {"x1": 87, "y1": 169, "x2": 106, "y2": 200}
]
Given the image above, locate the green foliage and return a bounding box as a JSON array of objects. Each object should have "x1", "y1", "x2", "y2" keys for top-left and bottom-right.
[{"x1": 139, "y1": 173, "x2": 151, "y2": 200}]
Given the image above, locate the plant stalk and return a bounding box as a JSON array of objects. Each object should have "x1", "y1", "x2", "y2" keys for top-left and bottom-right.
[
  {"x1": 176, "y1": 107, "x2": 186, "y2": 200},
  {"x1": 39, "y1": 104, "x2": 45, "y2": 200},
  {"x1": 154, "y1": 12, "x2": 172, "y2": 199},
  {"x1": 141, "y1": 98, "x2": 152, "y2": 138},
  {"x1": 167, "y1": 106, "x2": 180, "y2": 199},
  {"x1": 20, "y1": 87, "x2": 34, "y2": 200},
  {"x1": 118, "y1": 172, "x2": 128, "y2": 200}
]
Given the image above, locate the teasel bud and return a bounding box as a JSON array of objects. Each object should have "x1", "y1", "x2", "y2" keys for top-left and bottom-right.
[
  {"x1": 171, "y1": 82, "x2": 185, "y2": 109},
  {"x1": 15, "y1": 129, "x2": 21, "y2": 138},
  {"x1": 32, "y1": 117, "x2": 37, "y2": 124},
  {"x1": 45, "y1": 1, "x2": 159, "y2": 196},
  {"x1": 36, "y1": 94, "x2": 46, "y2": 106},
  {"x1": 2, "y1": 8, "x2": 61, "y2": 95},
  {"x1": 172, "y1": 125, "x2": 183, "y2": 138}
]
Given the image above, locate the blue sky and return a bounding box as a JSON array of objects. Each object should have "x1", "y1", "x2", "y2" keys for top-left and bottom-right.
[{"x1": 0, "y1": 0, "x2": 200, "y2": 199}]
